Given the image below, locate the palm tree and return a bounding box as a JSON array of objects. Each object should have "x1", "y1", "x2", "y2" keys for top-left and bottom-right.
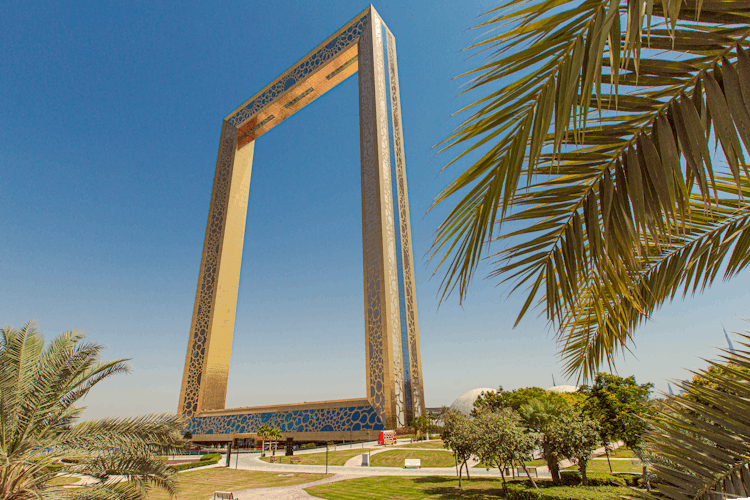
[
  {"x1": 0, "y1": 321, "x2": 185, "y2": 500},
  {"x1": 646, "y1": 330, "x2": 750, "y2": 498},
  {"x1": 256, "y1": 425, "x2": 270, "y2": 457},
  {"x1": 430, "y1": 0, "x2": 750, "y2": 381},
  {"x1": 518, "y1": 399, "x2": 566, "y2": 482},
  {"x1": 268, "y1": 428, "x2": 282, "y2": 457}
]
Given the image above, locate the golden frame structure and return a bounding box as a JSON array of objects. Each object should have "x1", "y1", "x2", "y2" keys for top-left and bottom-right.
[{"x1": 178, "y1": 5, "x2": 425, "y2": 442}]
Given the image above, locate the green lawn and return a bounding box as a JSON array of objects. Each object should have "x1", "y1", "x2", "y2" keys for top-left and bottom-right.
[
  {"x1": 606, "y1": 447, "x2": 637, "y2": 458},
  {"x1": 305, "y1": 475, "x2": 637, "y2": 499},
  {"x1": 397, "y1": 439, "x2": 446, "y2": 449},
  {"x1": 565, "y1": 459, "x2": 644, "y2": 474},
  {"x1": 369, "y1": 450, "x2": 456, "y2": 468},
  {"x1": 144, "y1": 468, "x2": 330, "y2": 499},
  {"x1": 48, "y1": 476, "x2": 80, "y2": 486},
  {"x1": 260, "y1": 448, "x2": 374, "y2": 466}
]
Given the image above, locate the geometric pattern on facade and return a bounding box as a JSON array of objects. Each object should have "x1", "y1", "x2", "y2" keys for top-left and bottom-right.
[
  {"x1": 178, "y1": 5, "x2": 425, "y2": 438},
  {"x1": 186, "y1": 404, "x2": 385, "y2": 436}
]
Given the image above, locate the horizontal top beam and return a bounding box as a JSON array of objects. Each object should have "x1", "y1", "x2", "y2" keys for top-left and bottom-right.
[{"x1": 225, "y1": 6, "x2": 374, "y2": 146}]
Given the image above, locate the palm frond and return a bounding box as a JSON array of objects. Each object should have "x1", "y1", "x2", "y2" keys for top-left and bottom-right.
[
  {"x1": 431, "y1": 0, "x2": 750, "y2": 380},
  {"x1": 645, "y1": 331, "x2": 750, "y2": 499},
  {"x1": 0, "y1": 323, "x2": 184, "y2": 500}
]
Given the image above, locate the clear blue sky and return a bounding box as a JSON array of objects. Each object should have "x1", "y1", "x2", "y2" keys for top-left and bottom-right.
[{"x1": 2, "y1": 0, "x2": 748, "y2": 420}]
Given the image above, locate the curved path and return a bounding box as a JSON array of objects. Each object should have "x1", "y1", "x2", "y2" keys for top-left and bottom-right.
[
  {"x1": 64, "y1": 440, "x2": 628, "y2": 499},
  {"x1": 225, "y1": 473, "x2": 365, "y2": 500}
]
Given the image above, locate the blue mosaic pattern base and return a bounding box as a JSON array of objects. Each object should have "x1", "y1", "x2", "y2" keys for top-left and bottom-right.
[
  {"x1": 227, "y1": 15, "x2": 369, "y2": 128},
  {"x1": 188, "y1": 404, "x2": 384, "y2": 435}
]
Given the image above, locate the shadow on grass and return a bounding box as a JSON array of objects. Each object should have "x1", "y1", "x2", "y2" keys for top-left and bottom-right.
[
  {"x1": 420, "y1": 486, "x2": 508, "y2": 499},
  {"x1": 413, "y1": 477, "x2": 527, "y2": 499},
  {"x1": 412, "y1": 476, "x2": 457, "y2": 484}
]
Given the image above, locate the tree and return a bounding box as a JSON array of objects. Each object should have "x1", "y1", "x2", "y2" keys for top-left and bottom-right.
[
  {"x1": 518, "y1": 399, "x2": 567, "y2": 483},
  {"x1": 474, "y1": 408, "x2": 538, "y2": 491},
  {"x1": 440, "y1": 409, "x2": 477, "y2": 487},
  {"x1": 271, "y1": 428, "x2": 283, "y2": 456},
  {"x1": 545, "y1": 410, "x2": 600, "y2": 485},
  {"x1": 0, "y1": 321, "x2": 184, "y2": 500},
  {"x1": 257, "y1": 425, "x2": 271, "y2": 457},
  {"x1": 411, "y1": 415, "x2": 430, "y2": 440},
  {"x1": 473, "y1": 386, "x2": 567, "y2": 414},
  {"x1": 429, "y1": 0, "x2": 750, "y2": 382},
  {"x1": 581, "y1": 373, "x2": 653, "y2": 449}
]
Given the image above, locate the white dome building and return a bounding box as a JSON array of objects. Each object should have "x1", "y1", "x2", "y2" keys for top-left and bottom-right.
[
  {"x1": 547, "y1": 385, "x2": 579, "y2": 393},
  {"x1": 449, "y1": 388, "x2": 495, "y2": 416}
]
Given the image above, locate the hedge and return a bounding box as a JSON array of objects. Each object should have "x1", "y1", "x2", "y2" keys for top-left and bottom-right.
[
  {"x1": 559, "y1": 471, "x2": 640, "y2": 487},
  {"x1": 168, "y1": 454, "x2": 222, "y2": 471},
  {"x1": 504, "y1": 483, "x2": 640, "y2": 499}
]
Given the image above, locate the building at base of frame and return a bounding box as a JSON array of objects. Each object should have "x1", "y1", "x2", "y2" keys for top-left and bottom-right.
[{"x1": 187, "y1": 398, "x2": 386, "y2": 445}]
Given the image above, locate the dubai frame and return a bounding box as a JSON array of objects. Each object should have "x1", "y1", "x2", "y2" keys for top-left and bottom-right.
[{"x1": 179, "y1": 6, "x2": 425, "y2": 442}]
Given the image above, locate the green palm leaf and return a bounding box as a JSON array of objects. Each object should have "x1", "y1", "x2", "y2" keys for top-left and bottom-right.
[
  {"x1": 431, "y1": 0, "x2": 750, "y2": 380},
  {"x1": 0, "y1": 321, "x2": 185, "y2": 500},
  {"x1": 644, "y1": 330, "x2": 750, "y2": 499}
]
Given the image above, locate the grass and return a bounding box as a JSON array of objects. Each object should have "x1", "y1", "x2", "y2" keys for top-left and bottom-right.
[
  {"x1": 260, "y1": 448, "x2": 374, "y2": 466},
  {"x1": 473, "y1": 459, "x2": 546, "y2": 469},
  {"x1": 305, "y1": 475, "x2": 636, "y2": 499},
  {"x1": 397, "y1": 439, "x2": 446, "y2": 449},
  {"x1": 369, "y1": 450, "x2": 456, "y2": 468},
  {"x1": 48, "y1": 476, "x2": 80, "y2": 486},
  {"x1": 143, "y1": 468, "x2": 330, "y2": 500},
  {"x1": 606, "y1": 447, "x2": 637, "y2": 458},
  {"x1": 565, "y1": 459, "x2": 644, "y2": 474}
]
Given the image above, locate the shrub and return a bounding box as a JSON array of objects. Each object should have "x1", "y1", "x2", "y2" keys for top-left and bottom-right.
[
  {"x1": 301, "y1": 443, "x2": 317, "y2": 449},
  {"x1": 200, "y1": 453, "x2": 221, "y2": 462},
  {"x1": 559, "y1": 471, "x2": 639, "y2": 487}
]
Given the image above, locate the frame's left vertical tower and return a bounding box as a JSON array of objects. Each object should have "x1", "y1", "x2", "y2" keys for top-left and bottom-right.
[{"x1": 178, "y1": 123, "x2": 255, "y2": 417}]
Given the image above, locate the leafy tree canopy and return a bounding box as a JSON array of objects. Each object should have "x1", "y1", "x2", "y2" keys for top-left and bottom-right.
[
  {"x1": 473, "y1": 386, "x2": 569, "y2": 413},
  {"x1": 474, "y1": 407, "x2": 538, "y2": 489},
  {"x1": 580, "y1": 373, "x2": 653, "y2": 448}
]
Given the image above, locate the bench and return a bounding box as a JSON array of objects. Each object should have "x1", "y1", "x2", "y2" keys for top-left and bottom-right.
[
  {"x1": 517, "y1": 466, "x2": 538, "y2": 478},
  {"x1": 290, "y1": 458, "x2": 301, "y2": 464},
  {"x1": 404, "y1": 459, "x2": 421, "y2": 469},
  {"x1": 214, "y1": 492, "x2": 234, "y2": 499}
]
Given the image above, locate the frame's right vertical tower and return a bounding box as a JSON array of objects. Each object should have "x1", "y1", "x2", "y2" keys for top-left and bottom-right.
[{"x1": 358, "y1": 7, "x2": 425, "y2": 429}]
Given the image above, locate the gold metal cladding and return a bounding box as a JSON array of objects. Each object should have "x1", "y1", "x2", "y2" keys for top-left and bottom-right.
[
  {"x1": 236, "y1": 44, "x2": 359, "y2": 148},
  {"x1": 179, "y1": 6, "x2": 425, "y2": 432},
  {"x1": 179, "y1": 122, "x2": 254, "y2": 416},
  {"x1": 358, "y1": 7, "x2": 405, "y2": 429},
  {"x1": 228, "y1": 6, "x2": 371, "y2": 145},
  {"x1": 386, "y1": 30, "x2": 425, "y2": 420}
]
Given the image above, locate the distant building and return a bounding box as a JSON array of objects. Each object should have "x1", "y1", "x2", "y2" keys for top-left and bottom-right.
[
  {"x1": 449, "y1": 388, "x2": 496, "y2": 416},
  {"x1": 546, "y1": 385, "x2": 579, "y2": 393}
]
